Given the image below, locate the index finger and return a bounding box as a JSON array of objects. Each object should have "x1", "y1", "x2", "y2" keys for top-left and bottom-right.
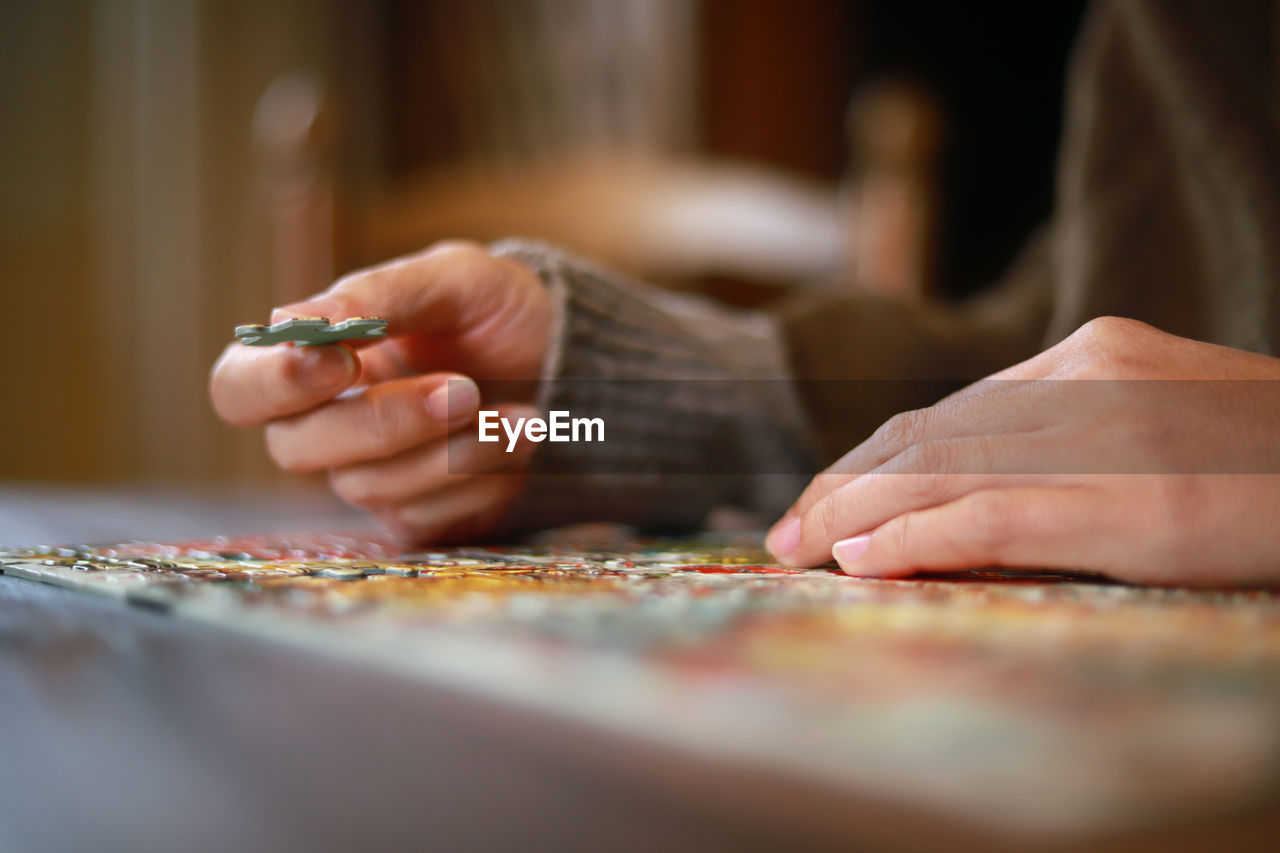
[{"x1": 767, "y1": 378, "x2": 1045, "y2": 554}]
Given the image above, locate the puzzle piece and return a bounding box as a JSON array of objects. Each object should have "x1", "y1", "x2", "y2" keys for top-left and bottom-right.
[{"x1": 235, "y1": 317, "x2": 388, "y2": 347}]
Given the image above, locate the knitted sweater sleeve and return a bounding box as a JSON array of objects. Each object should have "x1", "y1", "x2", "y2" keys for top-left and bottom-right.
[{"x1": 489, "y1": 239, "x2": 820, "y2": 533}]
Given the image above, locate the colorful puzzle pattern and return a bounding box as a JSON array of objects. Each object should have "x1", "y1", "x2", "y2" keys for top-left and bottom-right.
[{"x1": 3, "y1": 532, "x2": 1279, "y2": 836}]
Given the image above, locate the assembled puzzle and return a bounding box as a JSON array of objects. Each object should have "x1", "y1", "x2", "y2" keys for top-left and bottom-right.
[{"x1": 3, "y1": 531, "x2": 1279, "y2": 837}]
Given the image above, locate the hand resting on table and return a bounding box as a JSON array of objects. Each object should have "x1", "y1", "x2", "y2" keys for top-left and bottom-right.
[{"x1": 768, "y1": 317, "x2": 1280, "y2": 586}]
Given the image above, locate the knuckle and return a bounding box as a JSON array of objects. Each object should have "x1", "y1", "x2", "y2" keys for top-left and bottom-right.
[
  {"x1": 1080, "y1": 315, "x2": 1148, "y2": 348},
  {"x1": 885, "y1": 512, "x2": 913, "y2": 561},
  {"x1": 264, "y1": 425, "x2": 310, "y2": 474},
  {"x1": 361, "y1": 389, "x2": 416, "y2": 453},
  {"x1": 904, "y1": 471, "x2": 952, "y2": 507},
  {"x1": 360, "y1": 397, "x2": 393, "y2": 451},
  {"x1": 893, "y1": 442, "x2": 962, "y2": 505},
  {"x1": 967, "y1": 491, "x2": 1020, "y2": 549},
  {"x1": 876, "y1": 408, "x2": 929, "y2": 450},
  {"x1": 428, "y1": 238, "x2": 485, "y2": 256},
  {"x1": 1078, "y1": 315, "x2": 1143, "y2": 341},
  {"x1": 899, "y1": 438, "x2": 953, "y2": 473},
  {"x1": 329, "y1": 271, "x2": 364, "y2": 297},
  {"x1": 425, "y1": 240, "x2": 489, "y2": 273},
  {"x1": 808, "y1": 496, "x2": 848, "y2": 546},
  {"x1": 1064, "y1": 317, "x2": 1155, "y2": 379}
]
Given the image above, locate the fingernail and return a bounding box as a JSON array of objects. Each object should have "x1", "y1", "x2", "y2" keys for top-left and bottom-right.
[
  {"x1": 426, "y1": 377, "x2": 480, "y2": 426},
  {"x1": 297, "y1": 346, "x2": 355, "y2": 392},
  {"x1": 832, "y1": 534, "x2": 872, "y2": 567},
  {"x1": 765, "y1": 518, "x2": 801, "y2": 559}
]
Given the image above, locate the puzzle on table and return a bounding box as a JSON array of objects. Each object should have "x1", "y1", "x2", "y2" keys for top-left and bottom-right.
[{"x1": 4, "y1": 531, "x2": 1280, "y2": 836}]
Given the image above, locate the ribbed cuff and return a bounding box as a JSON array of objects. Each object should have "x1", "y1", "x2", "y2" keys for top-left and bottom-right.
[{"x1": 489, "y1": 239, "x2": 817, "y2": 533}]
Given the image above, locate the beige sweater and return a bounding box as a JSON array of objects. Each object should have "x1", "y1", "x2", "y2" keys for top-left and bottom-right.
[{"x1": 493, "y1": 0, "x2": 1280, "y2": 532}]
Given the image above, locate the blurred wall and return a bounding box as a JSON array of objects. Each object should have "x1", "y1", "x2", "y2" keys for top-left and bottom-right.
[
  {"x1": 0, "y1": 0, "x2": 348, "y2": 484},
  {"x1": 1, "y1": 2, "x2": 107, "y2": 479}
]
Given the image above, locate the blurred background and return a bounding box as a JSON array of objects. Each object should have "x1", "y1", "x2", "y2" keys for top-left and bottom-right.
[{"x1": 0, "y1": 0, "x2": 1083, "y2": 487}]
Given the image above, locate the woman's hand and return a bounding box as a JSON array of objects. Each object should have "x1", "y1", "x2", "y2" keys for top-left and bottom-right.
[
  {"x1": 210, "y1": 242, "x2": 552, "y2": 543},
  {"x1": 767, "y1": 317, "x2": 1280, "y2": 586}
]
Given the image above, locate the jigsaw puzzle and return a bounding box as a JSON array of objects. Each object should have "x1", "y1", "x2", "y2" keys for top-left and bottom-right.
[
  {"x1": 235, "y1": 317, "x2": 388, "y2": 346},
  {"x1": 3, "y1": 531, "x2": 1279, "y2": 836}
]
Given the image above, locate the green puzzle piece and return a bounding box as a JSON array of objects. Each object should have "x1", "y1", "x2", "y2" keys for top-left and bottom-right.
[{"x1": 234, "y1": 317, "x2": 388, "y2": 347}]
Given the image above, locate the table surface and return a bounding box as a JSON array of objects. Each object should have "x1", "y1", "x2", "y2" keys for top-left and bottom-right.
[{"x1": 2, "y1": 484, "x2": 1279, "y2": 853}]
